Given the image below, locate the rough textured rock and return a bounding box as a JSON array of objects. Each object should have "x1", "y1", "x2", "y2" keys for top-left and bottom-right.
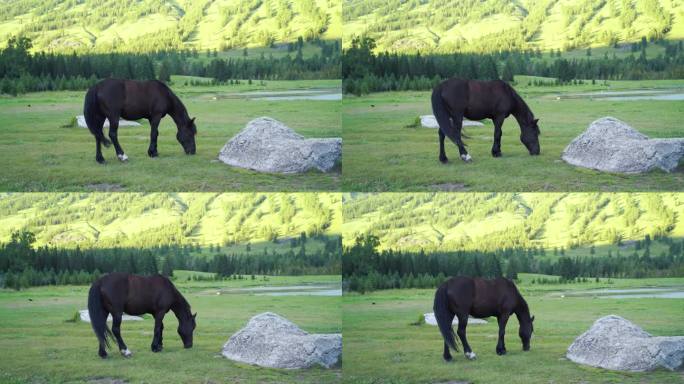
[
  {"x1": 420, "y1": 115, "x2": 484, "y2": 129},
  {"x1": 222, "y1": 312, "x2": 341, "y2": 369},
  {"x1": 79, "y1": 310, "x2": 143, "y2": 323},
  {"x1": 562, "y1": 117, "x2": 684, "y2": 173},
  {"x1": 566, "y1": 315, "x2": 684, "y2": 372},
  {"x1": 218, "y1": 117, "x2": 341, "y2": 173},
  {"x1": 76, "y1": 115, "x2": 140, "y2": 128},
  {"x1": 424, "y1": 313, "x2": 487, "y2": 326}
]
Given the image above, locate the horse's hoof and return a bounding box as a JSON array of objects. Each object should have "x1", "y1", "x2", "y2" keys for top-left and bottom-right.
[
  {"x1": 98, "y1": 351, "x2": 108, "y2": 359},
  {"x1": 465, "y1": 352, "x2": 477, "y2": 360},
  {"x1": 148, "y1": 150, "x2": 158, "y2": 158},
  {"x1": 151, "y1": 345, "x2": 163, "y2": 353},
  {"x1": 460, "y1": 154, "x2": 472, "y2": 162},
  {"x1": 496, "y1": 349, "x2": 507, "y2": 356},
  {"x1": 439, "y1": 156, "x2": 449, "y2": 164},
  {"x1": 443, "y1": 356, "x2": 453, "y2": 362},
  {"x1": 120, "y1": 349, "x2": 132, "y2": 357},
  {"x1": 96, "y1": 157, "x2": 105, "y2": 164},
  {"x1": 117, "y1": 153, "x2": 129, "y2": 162},
  {"x1": 492, "y1": 150, "x2": 502, "y2": 157}
]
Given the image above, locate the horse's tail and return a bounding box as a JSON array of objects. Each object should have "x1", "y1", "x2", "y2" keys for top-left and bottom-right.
[
  {"x1": 431, "y1": 85, "x2": 469, "y2": 141},
  {"x1": 88, "y1": 280, "x2": 113, "y2": 349},
  {"x1": 83, "y1": 86, "x2": 111, "y2": 147},
  {"x1": 433, "y1": 283, "x2": 459, "y2": 352}
]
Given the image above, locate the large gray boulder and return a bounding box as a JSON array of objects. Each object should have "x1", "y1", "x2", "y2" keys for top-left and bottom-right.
[
  {"x1": 420, "y1": 115, "x2": 484, "y2": 128},
  {"x1": 79, "y1": 310, "x2": 143, "y2": 323},
  {"x1": 222, "y1": 312, "x2": 341, "y2": 369},
  {"x1": 76, "y1": 115, "x2": 140, "y2": 128},
  {"x1": 562, "y1": 117, "x2": 684, "y2": 173},
  {"x1": 567, "y1": 315, "x2": 684, "y2": 372},
  {"x1": 217, "y1": 117, "x2": 341, "y2": 173}
]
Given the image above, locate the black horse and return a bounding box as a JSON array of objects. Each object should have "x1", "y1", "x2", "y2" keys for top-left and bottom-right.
[
  {"x1": 433, "y1": 276, "x2": 534, "y2": 361},
  {"x1": 84, "y1": 79, "x2": 197, "y2": 164},
  {"x1": 87, "y1": 273, "x2": 196, "y2": 358},
  {"x1": 431, "y1": 79, "x2": 540, "y2": 163}
]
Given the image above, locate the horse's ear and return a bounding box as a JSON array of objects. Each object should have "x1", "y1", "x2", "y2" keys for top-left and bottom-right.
[
  {"x1": 193, "y1": 312, "x2": 197, "y2": 319},
  {"x1": 531, "y1": 315, "x2": 535, "y2": 322},
  {"x1": 533, "y1": 118, "x2": 539, "y2": 124},
  {"x1": 191, "y1": 117, "x2": 195, "y2": 123}
]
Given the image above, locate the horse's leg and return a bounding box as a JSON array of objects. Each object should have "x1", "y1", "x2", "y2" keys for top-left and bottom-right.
[
  {"x1": 496, "y1": 313, "x2": 510, "y2": 355},
  {"x1": 491, "y1": 116, "x2": 505, "y2": 157},
  {"x1": 440, "y1": 308, "x2": 456, "y2": 362},
  {"x1": 91, "y1": 114, "x2": 107, "y2": 164},
  {"x1": 147, "y1": 116, "x2": 161, "y2": 157},
  {"x1": 97, "y1": 308, "x2": 110, "y2": 358},
  {"x1": 456, "y1": 314, "x2": 476, "y2": 360},
  {"x1": 151, "y1": 312, "x2": 165, "y2": 352},
  {"x1": 107, "y1": 116, "x2": 128, "y2": 162},
  {"x1": 111, "y1": 312, "x2": 131, "y2": 357},
  {"x1": 438, "y1": 128, "x2": 448, "y2": 164},
  {"x1": 441, "y1": 113, "x2": 470, "y2": 162},
  {"x1": 95, "y1": 137, "x2": 105, "y2": 164}
]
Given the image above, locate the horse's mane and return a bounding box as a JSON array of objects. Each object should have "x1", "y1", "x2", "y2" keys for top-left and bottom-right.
[
  {"x1": 155, "y1": 80, "x2": 192, "y2": 126},
  {"x1": 505, "y1": 83, "x2": 534, "y2": 124},
  {"x1": 170, "y1": 283, "x2": 192, "y2": 318}
]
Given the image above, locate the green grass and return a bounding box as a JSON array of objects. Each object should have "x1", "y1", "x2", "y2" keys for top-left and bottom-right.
[
  {"x1": 342, "y1": 274, "x2": 684, "y2": 384},
  {"x1": 0, "y1": 80, "x2": 341, "y2": 192},
  {"x1": 0, "y1": 275, "x2": 341, "y2": 384},
  {"x1": 342, "y1": 79, "x2": 684, "y2": 192}
]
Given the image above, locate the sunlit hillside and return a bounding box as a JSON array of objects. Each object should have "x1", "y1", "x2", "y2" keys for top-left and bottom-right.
[
  {"x1": 343, "y1": 0, "x2": 684, "y2": 53},
  {"x1": 343, "y1": 193, "x2": 684, "y2": 252},
  {"x1": 0, "y1": 193, "x2": 342, "y2": 249},
  {"x1": 0, "y1": 0, "x2": 341, "y2": 52}
]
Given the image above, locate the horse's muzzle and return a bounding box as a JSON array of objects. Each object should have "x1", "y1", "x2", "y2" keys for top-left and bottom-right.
[{"x1": 184, "y1": 343, "x2": 193, "y2": 349}]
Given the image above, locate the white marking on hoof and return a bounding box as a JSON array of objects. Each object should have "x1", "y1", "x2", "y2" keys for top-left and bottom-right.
[
  {"x1": 117, "y1": 153, "x2": 129, "y2": 162},
  {"x1": 461, "y1": 154, "x2": 472, "y2": 162},
  {"x1": 465, "y1": 352, "x2": 477, "y2": 360},
  {"x1": 121, "y1": 349, "x2": 132, "y2": 357}
]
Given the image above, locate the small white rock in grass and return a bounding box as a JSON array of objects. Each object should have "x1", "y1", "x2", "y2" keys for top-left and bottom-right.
[
  {"x1": 420, "y1": 115, "x2": 484, "y2": 129},
  {"x1": 79, "y1": 310, "x2": 143, "y2": 323},
  {"x1": 423, "y1": 313, "x2": 488, "y2": 326},
  {"x1": 76, "y1": 115, "x2": 140, "y2": 128}
]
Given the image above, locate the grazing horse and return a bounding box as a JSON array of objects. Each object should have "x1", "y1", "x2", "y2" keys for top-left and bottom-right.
[
  {"x1": 433, "y1": 276, "x2": 534, "y2": 361},
  {"x1": 83, "y1": 79, "x2": 197, "y2": 164},
  {"x1": 87, "y1": 273, "x2": 196, "y2": 358},
  {"x1": 431, "y1": 79, "x2": 540, "y2": 163}
]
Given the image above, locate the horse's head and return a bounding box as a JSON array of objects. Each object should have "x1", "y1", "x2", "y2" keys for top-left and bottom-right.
[
  {"x1": 178, "y1": 312, "x2": 197, "y2": 348},
  {"x1": 177, "y1": 117, "x2": 197, "y2": 155},
  {"x1": 519, "y1": 315, "x2": 534, "y2": 351},
  {"x1": 520, "y1": 118, "x2": 540, "y2": 155}
]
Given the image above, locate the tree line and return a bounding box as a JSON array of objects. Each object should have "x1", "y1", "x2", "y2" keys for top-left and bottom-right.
[
  {"x1": 343, "y1": 234, "x2": 684, "y2": 293},
  {"x1": 0, "y1": 231, "x2": 341, "y2": 290},
  {"x1": 342, "y1": 36, "x2": 684, "y2": 94},
  {"x1": 0, "y1": 36, "x2": 341, "y2": 95}
]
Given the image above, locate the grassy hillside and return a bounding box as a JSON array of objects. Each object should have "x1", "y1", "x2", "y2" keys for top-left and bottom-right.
[
  {"x1": 0, "y1": 192, "x2": 342, "y2": 249},
  {"x1": 0, "y1": 0, "x2": 341, "y2": 53},
  {"x1": 343, "y1": 193, "x2": 684, "y2": 252},
  {"x1": 343, "y1": 0, "x2": 684, "y2": 53}
]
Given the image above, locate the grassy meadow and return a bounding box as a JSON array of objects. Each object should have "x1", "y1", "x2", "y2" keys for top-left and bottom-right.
[
  {"x1": 0, "y1": 78, "x2": 341, "y2": 192},
  {"x1": 0, "y1": 274, "x2": 341, "y2": 384},
  {"x1": 342, "y1": 273, "x2": 684, "y2": 384},
  {"x1": 342, "y1": 79, "x2": 684, "y2": 192}
]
